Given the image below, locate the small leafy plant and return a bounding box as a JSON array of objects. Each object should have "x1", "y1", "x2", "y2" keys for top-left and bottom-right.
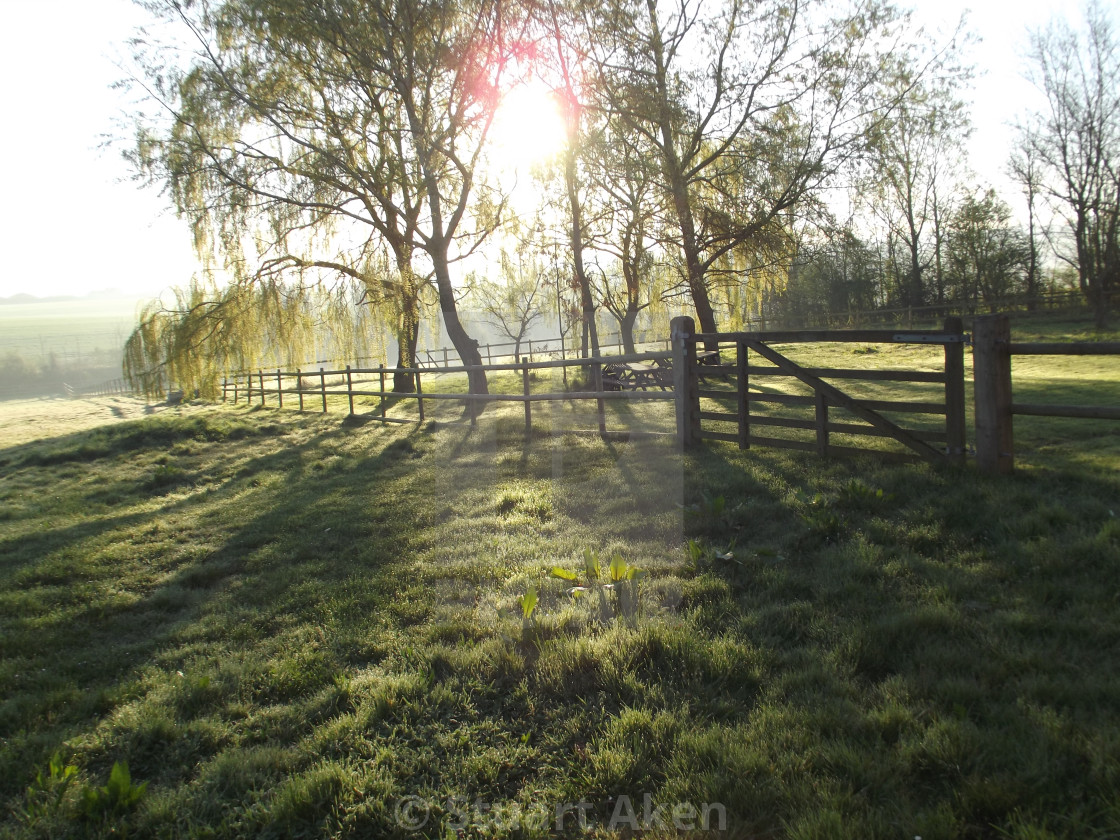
[
  {"x1": 22, "y1": 751, "x2": 78, "y2": 822},
  {"x1": 517, "y1": 585, "x2": 539, "y2": 638},
  {"x1": 795, "y1": 491, "x2": 846, "y2": 540},
  {"x1": 684, "y1": 539, "x2": 737, "y2": 572},
  {"x1": 80, "y1": 761, "x2": 148, "y2": 822},
  {"x1": 684, "y1": 491, "x2": 726, "y2": 521},
  {"x1": 840, "y1": 478, "x2": 895, "y2": 511},
  {"x1": 551, "y1": 549, "x2": 646, "y2": 626}
]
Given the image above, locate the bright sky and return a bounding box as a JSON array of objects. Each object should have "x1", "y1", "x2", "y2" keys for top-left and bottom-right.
[{"x1": 0, "y1": 0, "x2": 1102, "y2": 302}]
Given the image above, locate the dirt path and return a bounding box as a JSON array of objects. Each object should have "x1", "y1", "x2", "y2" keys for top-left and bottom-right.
[{"x1": 0, "y1": 396, "x2": 208, "y2": 449}]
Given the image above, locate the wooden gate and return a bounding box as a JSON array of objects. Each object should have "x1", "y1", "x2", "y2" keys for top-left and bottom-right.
[{"x1": 670, "y1": 317, "x2": 968, "y2": 464}]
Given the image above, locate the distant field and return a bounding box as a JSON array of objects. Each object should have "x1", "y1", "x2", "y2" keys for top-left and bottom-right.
[{"x1": 0, "y1": 298, "x2": 143, "y2": 367}]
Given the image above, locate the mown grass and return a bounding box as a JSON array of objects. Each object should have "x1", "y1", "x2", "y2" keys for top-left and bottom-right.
[{"x1": 2, "y1": 327, "x2": 1119, "y2": 839}]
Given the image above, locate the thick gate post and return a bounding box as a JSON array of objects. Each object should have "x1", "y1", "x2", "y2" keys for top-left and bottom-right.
[
  {"x1": 671, "y1": 316, "x2": 700, "y2": 449},
  {"x1": 736, "y1": 340, "x2": 749, "y2": 449},
  {"x1": 944, "y1": 316, "x2": 966, "y2": 465},
  {"x1": 973, "y1": 314, "x2": 1013, "y2": 474}
]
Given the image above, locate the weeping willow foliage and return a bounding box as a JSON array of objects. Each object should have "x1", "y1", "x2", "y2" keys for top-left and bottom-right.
[
  {"x1": 123, "y1": 276, "x2": 387, "y2": 399},
  {"x1": 128, "y1": 0, "x2": 513, "y2": 404},
  {"x1": 710, "y1": 219, "x2": 800, "y2": 331}
]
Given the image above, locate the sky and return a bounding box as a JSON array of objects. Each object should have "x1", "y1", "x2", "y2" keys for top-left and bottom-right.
[{"x1": 0, "y1": 0, "x2": 1107, "y2": 303}]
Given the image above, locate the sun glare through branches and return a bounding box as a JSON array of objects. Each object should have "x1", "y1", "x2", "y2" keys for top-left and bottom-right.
[{"x1": 490, "y1": 77, "x2": 567, "y2": 173}]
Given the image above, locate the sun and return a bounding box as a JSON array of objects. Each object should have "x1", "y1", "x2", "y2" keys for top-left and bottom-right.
[{"x1": 489, "y1": 78, "x2": 568, "y2": 172}]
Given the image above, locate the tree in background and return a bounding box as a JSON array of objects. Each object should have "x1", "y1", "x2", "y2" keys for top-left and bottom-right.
[
  {"x1": 589, "y1": 0, "x2": 946, "y2": 337},
  {"x1": 1019, "y1": 0, "x2": 1120, "y2": 327},
  {"x1": 1008, "y1": 143, "x2": 1047, "y2": 310},
  {"x1": 543, "y1": 0, "x2": 603, "y2": 360},
  {"x1": 944, "y1": 189, "x2": 1030, "y2": 312},
  {"x1": 863, "y1": 73, "x2": 971, "y2": 310},
  {"x1": 781, "y1": 227, "x2": 881, "y2": 327},
  {"x1": 583, "y1": 114, "x2": 662, "y2": 353},
  {"x1": 471, "y1": 245, "x2": 550, "y2": 359}
]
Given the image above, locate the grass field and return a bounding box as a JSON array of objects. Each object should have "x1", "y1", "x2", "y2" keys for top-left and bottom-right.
[
  {"x1": 1, "y1": 322, "x2": 1119, "y2": 839},
  {"x1": 0, "y1": 299, "x2": 141, "y2": 366},
  {"x1": 0, "y1": 298, "x2": 146, "y2": 400}
]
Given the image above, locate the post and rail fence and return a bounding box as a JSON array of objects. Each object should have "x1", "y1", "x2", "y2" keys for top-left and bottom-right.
[
  {"x1": 221, "y1": 352, "x2": 677, "y2": 439},
  {"x1": 218, "y1": 314, "x2": 1118, "y2": 474}
]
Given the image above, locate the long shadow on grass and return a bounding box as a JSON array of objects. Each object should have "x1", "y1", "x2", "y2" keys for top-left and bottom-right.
[
  {"x1": 0, "y1": 420, "x2": 329, "y2": 582},
  {"x1": 0, "y1": 413, "x2": 434, "y2": 805}
]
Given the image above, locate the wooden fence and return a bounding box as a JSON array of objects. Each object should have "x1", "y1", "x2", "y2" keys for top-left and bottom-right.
[
  {"x1": 64, "y1": 378, "x2": 133, "y2": 398},
  {"x1": 417, "y1": 332, "x2": 670, "y2": 369},
  {"x1": 220, "y1": 314, "x2": 1118, "y2": 473},
  {"x1": 671, "y1": 316, "x2": 967, "y2": 464},
  {"x1": 221, "y1": 351, "x2": 676, "y2": 437}
]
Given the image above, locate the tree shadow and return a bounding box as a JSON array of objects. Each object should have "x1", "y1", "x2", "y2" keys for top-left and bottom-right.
[{"x1": 0, "y1": 411, "x2": 436, "y2": 797}]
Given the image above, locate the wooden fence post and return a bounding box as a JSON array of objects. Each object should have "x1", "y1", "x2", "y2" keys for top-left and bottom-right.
[
  {"x1": 416, "y1": 369, "x2": 424, "y2": 422},
  {"x1": 671, "y1": 316, "x2": 699, "y2": 448},
  {"x1": 233, "y1": 379, "x2": 238, "y2": 404},
  {"x1": 346, "y1": 365, "x2": 354, "y2": 415},
  {"x1": 320, "y1": 367, "x2": 328, "y2": 413},
  {"x1": 258, "y1": 370, "x2": 266, "y2": 406},
  {"x1": 736, "y1": 340, "x2": 749, "y2": 449},
  {"x1": 592, "y1": 358, "x2": 606, "y2": 436},
  {"x1": 379, "y1": 364, "x2": 386, "y2": 421},
  {"x1": 973, "y1": 314, "x2": 1013, "y2": 474},
  {"x1": 521, "y1": 356, "x2": 531, "y2": 435},
  {"x1": 297, "y1": 369, "x2": 304, "y2": 412},
  {"x1": 944, "y1": 316, "x2": 966, "y2": 465},
  {"x1": 247, "y1": 372, "x2": 253, "y2": 405},
  {"x1": 222, "y1": 377, "x2": 227, "y2": 403},
  {"x1": 276, "y1": 368, "x2": 283, "y2": 409}
]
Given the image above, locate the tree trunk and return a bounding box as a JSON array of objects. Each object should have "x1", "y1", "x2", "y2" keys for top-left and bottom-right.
[
  {"x1": 392, "y1": 274, "x2": 420, "y2": 392},
  {"x1": 393, "y1": 316, "x2": 419, "y2": 392},
  {"x1": 432, "y1": 255, "x2": 488, "y2": 414},
  {"x1": 620, "y1": 307, "x2": 638, "y2": 354},
  {"x1": 644, "y1": 0, "x2": 718, "y2": 345},
  {"x1": 1094, "y1": 283, "x2": 1110, "y2": 329},
  {"x1": 563, "y1": 141, "x2": 599, "y2": 362}
]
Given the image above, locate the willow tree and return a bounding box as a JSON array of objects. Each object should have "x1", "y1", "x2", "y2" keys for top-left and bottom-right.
[
  {"x1": 587, "y1": 0, "x2": 956, "y2": 338},
  {"x1": 130, "y1": 0, "x2": 514, "y2": 399},
  {"x1": 471, "y1": 244, "x2": 550, "y2": 359},
  {"x1": 124, "y1": 277, "x2": 329, "y2": 399}
]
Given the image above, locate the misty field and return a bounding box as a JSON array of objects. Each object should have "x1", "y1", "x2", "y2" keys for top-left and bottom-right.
[
  {"x1": 0, "y1": 298, "x2": 139, "y2": 365},
  {"x1": 0, "y1": 298, "x2": 142, "y2": 400}
]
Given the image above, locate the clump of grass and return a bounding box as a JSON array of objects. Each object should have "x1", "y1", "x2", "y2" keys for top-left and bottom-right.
[
  {"x1": 494, "y1": 485, "x2": 553, "y2": 520},
  {"x1": 146, "y1": 460, "x2": 188, "y2": 490}
]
